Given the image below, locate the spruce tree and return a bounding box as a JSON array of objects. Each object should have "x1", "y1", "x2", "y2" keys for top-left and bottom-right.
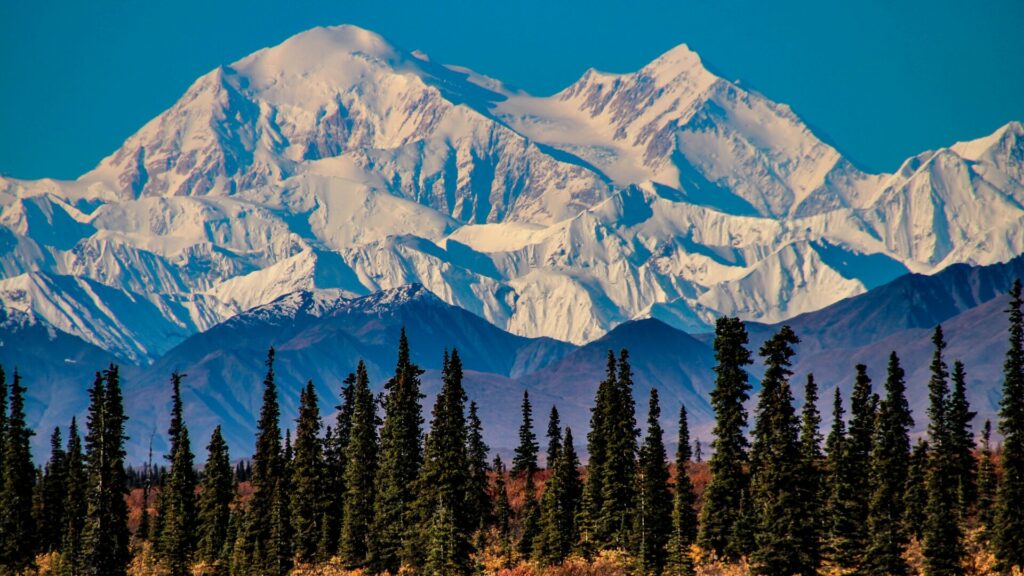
[
  {"x1": 825, "y1": 386, "x2": 854, "y2": 567},
  {"x1": 904, "y1": 439, "x2": 929, "y2": 542},
  {"x1": 866, "y1": 352, "x2": 913, "y2": 576},
  {"x1": 698, "y1": 317, "x2": 753, "y2": 560},
  {"x1": 242, "y1": 347, "x2": 286, "y2": 575},
  {"x1": 321, "y1": 373, "x2": 354, "y2": 560},
  {"x1": 748, "y1": 326, "x2": 808, "y2": 576},
  {"x1": 796, "y1": 374, "x2": 824, "y2": 575},
  {"x1": 492, "y1": 456, "x2": 513, "y2": 567},
  {"x1": 976, "y1": 420, "x2": 997, "y2": 533},
  {"x1": 534, "y1": 426, "x2": 582, "y2": 566},
  {"x1": 368, "y1": 328, "x2": 424, "y2": 574},
  {"x1": 580, "y1": 351, "x2": 618, "y2": 554},
  {"x1": 668, "y1": 403, "x2": 697, "y2": 576},
  {"x1": 39, "y1": 426, "x2": 68, "y2": 552},
  {"x1": 158, "y1": 372, "x2": 197, "y2": 576},
  {"x1": 61, "y1": 417, "x2": 86, "y2": 573},
  {"x1": 845, "y1": 364, "x2": 876, "y2": 564},
  {"x1": 636, "y1": 389, "x2": 672, "y2": 575},
  {"x1": 512, "y1": 390, "x2": 539, "y2": 477},
  {"x1": 948, "y1": 361, "x2": 976, "y2": 512},
  {"x1": 597, "y1": 350, "x2": 639, "y2": 551},
  {"x1": 923, "y1": 326, "x2": 964, "y2": 576},
  {"x1": 1, "y1": 369, "x2": 37, "y2": 570},
  {"x1": 546, "y1": 406, "x2": 562, "y2": 469},
  {"x1": 518, "y1": 473, "x2": 541, "y2": 559},
  {"x1": 0, "y1": 367, "x2": 5, "y2": 485},
  {"x1": 465, "y1": 401, "x2": 491, "y2": 535},
  {"x1": 405, "y1": 350, "x2": 471, "y2": 572},
  {"x1": 196, "y1": 426, "x2": 233, "y2": 570},
  {"x1": 82, "y1": 365, "x2": 130, "y2": 576},
  {"x1": 995, "y1": 279, "x2": 1024, "y2": 571},
  {"x1": 340, "y1": 360, "x2": 379, "y2": 568},
  {"x1": 291, "y1": 380, "x2": 325, "y2": 563}
]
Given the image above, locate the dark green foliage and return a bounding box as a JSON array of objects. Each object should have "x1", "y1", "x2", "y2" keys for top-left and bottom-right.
[
  {"x1": 61, "y1": 417, "x2": 87, "y2": 572},
  {"x1": 406, "y1": 350, "x2": 472, "y2": 573},
  {"x1": 321, "y1": 373, "x2": 355, "y2": 560},
  {"x1": 368, "y1": 328, "x2": 425, "y2": 574},
  {"x1": 976, "y1": 420, "x2": 997, "y2": 533},
  {"x1": 546, "y1": 406, "x2": 562, "y2": 470},
  {"x1": 82, "y1": 365, "x2": 130, "y2": 576},
  {"x1": 796, "y1": 375, "x2": 824, "y2": 575},
  {"x1": 996, "y1": 280, "x2": 1024, "y2": 571},
  {"x1": 39, "y1": 427, "x2": 67, "y2": 552},
  {"x1": 518, "y1": 473, "x2": 541, "y2": 559},
  {"x1": 748, "y1": 326, "x2": 809, "y2": 576},
  {"x1": 923, "y1": 326, "x2": 965, "y2": 576},
  {"x1": 492, "y1": 456, "x2": 513, "y2": 566},
  {"x1": 239, "y1": 347, "x2": 289, "y2": 576},
  {"x1": 290, "y1": 380, "x2": 325, "y2": 563},
  {"x1": 948, "y1": 361, "x2": 976, "y2": 512},
  {"x1": 157, "y1": 372, "x2": 198, "y2": 575},
  {"x1": 580, "y1": 351, "x2": 618, "y2": 554},
  {"x1": 340, "y1": 360, "x2": 378, "y2": 568},
  {"x1": 598, "y1": 350, "x2": 639, "y2": 550},
  {"x1": 465, "y1": 401, "x2": 491, "y2": 535},
  {"x1": 668, "y1": 403, "x2": 697, "y2": 576},
  {"x1": 1, "y1": 369, "x2": 37, "y2": 570},
  {"x1": 866, "y1": 352, "x2": 913, "y2": 576},
  {"x1": 197, "y1": 426, "x2": 234, "y2": 570},
  {"x1": 904, "y1": 439, "x2": 929, "y2": 541},
  {"x1": 512, "y1": 390, "x2": 539, "y2": 478},
  {"x1": 535, "y1": 425, "x2": 582, "y2": 566},
  {"x1": 698, "y1": 317, "x2": 754, "y2": 560},
  {"x1": 636, "y1": 389, "x2": 672, "y2": 575},
  {"x1": 826, "y1": 364, "x2": 875, "y2": 571}
]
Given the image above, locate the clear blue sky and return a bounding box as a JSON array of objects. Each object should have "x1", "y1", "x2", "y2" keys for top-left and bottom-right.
[{"x1": 2, "y1": 0, "x2": 1022, "y2": 179}]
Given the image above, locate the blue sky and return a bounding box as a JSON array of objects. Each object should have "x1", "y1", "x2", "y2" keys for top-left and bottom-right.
[{"x1": 2, "y1": 0, "x2": 1022, "y2": 179}]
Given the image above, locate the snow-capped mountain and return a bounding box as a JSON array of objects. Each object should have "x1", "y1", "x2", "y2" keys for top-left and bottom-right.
[{"x1": 1, "y1": 24, "x2": 1023, "y2": 359}]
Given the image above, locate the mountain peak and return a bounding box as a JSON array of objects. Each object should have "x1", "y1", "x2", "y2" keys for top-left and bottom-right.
[{"x1": 641, "y1": 43, "x2": 710, "y2": 81}]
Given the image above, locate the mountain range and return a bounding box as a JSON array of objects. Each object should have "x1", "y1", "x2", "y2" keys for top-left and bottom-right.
[
  {"x1": 1, "y1": 25, "x2": 1023, "y2": 364},
  {"x1": 1, "y1": 24, "x2": 1021, "y2": 460},
  {"x1": 8, "y1": 253, "x2": 1022, "y2": 461}
]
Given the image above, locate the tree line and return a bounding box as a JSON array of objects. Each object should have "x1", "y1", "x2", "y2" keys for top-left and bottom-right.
[{"x1": 2, "y1": 280, "x2": 1024, "y2": 575}]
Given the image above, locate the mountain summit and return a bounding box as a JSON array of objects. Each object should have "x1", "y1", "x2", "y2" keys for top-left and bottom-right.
[{"x1": 1, "y1": 25, "x2": 1023, "y2": 356}]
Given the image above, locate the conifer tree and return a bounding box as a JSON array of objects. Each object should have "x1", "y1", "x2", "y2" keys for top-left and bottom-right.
[
  {"x1": 904, "y1": 439, "x2": 929, "y2": 541},
  {"x1": 636, "y1": 389, "x2": 672, "y2": 575},
  {"x1": 1, "y1": 369, "x2": 37, "y2": 570},
  {"x1": 546, "y1": 406, "x2": 562, "y2": 469},
  {"x1": 39, "y1": 426, "x2": 68, "y2": 552},
  {"x1": 845, "y1": 364, "x2": 876, "y2": 561},
  {"x1": 825, "y1": 386, "x2": 853, "y2": 567},
  {"x1": 512, "y1": 390, "x2": 539, "y2": 477},
  {"x1": 340, "y1": 360, "x2": 379, "y2": 568},
  {"x1": 0, "y1": 367, "x2": 5, "y2": 483},
  {"x1": 242, "y1": 347, "x2": 286, "y2": 575},
  {"x1": 196, "y1": 426, "x2": 233, "y2": 571},
  {"x1": 157, "y1": 372, "x2": 197, "y2": 575},
  {"x1": 866, "y1": 352, "x2": 913, "y2": 576},
  {"x1": 580, "y1": 351, "x2": 617, "y2": 553},
  {"x1": 796, "y1": 374, "x2": 824, "y2": 574},
  {"x1": 748, "y1": 326, "x2": 808, "y2": 576},
  {"x1": 976, "y1": 420, "x2": 997, "y2": 533},
  {"x1": 405, "y1": 350, "x2": 472, "y2": 572},
  {"x1": 923, "y1": 326, "x2": 964, "y2": 576},
  {"x1": 948, "y1": 361, "x2": 976, "y2": 512},
  {"x1": 597, "y1": 350, "x2": 639, "y2": 550},
  {"x1": 698, "y1": 317, "x2": 753, "y2": 560},
  {"x1": 321, "y1": 373, "x2": 354, "y2": 560},
  {"x1": 368, "y1": 328, "x2": 424, "y2": 574},
  {"x1": 535, "y1": 426, "x2": 582, "y2": 566},
  {"x1": 291, "y1": 380, "x2": 325, "y2": 563},
  {"x1": 995, "y1": 280, "x2": 1024, "y2": 572},
  {"x1": 518, "y1": 473, "x2": 541, "y2": 558},
  {"x1": 492, "y1": 456, "x2": 513, "y2": 566},
  {"x1": 82, "y1": 365, "x2": 130, "y2": 576},
  {"x1": 61, "y1": 416, "x2": 86, "y2": 573},
  {"x1": 668, "y1": 403, "x2": 697, "y2": 576},
  {"x1": 466, "y1": 401, "x2": 491, "y2": 535}
]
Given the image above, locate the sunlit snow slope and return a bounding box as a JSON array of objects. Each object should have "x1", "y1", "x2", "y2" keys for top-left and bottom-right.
[{"x1": 2, "y1": 25, "x2": 1023, "y2": 359}]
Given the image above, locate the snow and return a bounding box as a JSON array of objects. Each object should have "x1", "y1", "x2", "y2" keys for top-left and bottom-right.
[{"x1": 0, "y1": 24, "x2": 1022, "y2": 355}]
